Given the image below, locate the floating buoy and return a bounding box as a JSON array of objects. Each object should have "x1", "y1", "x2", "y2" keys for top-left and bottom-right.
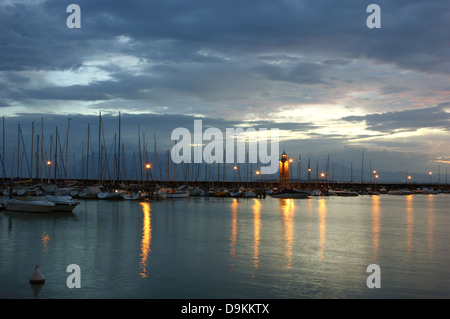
[{"x1": 29, "y1": 264, "x2": 46, "y2": 284}]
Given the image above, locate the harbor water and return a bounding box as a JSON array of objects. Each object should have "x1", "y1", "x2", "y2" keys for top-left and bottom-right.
[{"x1": 1, "y1": 194, "x2": 450, "y2": 299}]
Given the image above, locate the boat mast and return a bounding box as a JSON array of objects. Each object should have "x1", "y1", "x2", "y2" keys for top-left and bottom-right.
[
  {"x1": 65, "y1": 118, "x2": 71, "y2": 183},
  {"x1": 2, "y1": 116, "x2": 4, "y2": 179},
  {"x1": 54, "y1": 126, "x2": 58, "y2": 184},
  {"x1": 41, "y1": 118, "x2": 44, "y2": 184},
  {"x1": 118, "y1": 111, "x2": 121, "y2": 183},
  {"x1": 138, "y1": 124, "x2": 142, "y2": 184},
  {"x1": 49, "y1": 134, "x2": 53, "y2": 184},
  {"x1": 17, "y1": 124, "x2": 20, "y2": 178},
  {"x1": 36, "y1": 134, "x2": 39, "y2": 180},
  {"x1": 98, "y1": 112, "x2": 102, "y2": 184},
  {"x1": 361, "y1": 152, "x2": 364, "y2": 183},
  {"x1": 86, "y1": 124, "x2": 90, "y2": 184},
  {"x1": 31, "y1": 121, "x2": 34, "y2": 180}
]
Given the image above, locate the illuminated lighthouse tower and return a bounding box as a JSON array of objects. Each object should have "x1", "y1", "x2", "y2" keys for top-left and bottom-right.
[{"x1": 279, "y1": 151, "x2": 289, "y2": 187}]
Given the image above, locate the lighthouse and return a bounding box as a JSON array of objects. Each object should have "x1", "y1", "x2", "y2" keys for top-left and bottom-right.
[{"x1": 279, "y1": 151, "x2": 289, "y2": 187}]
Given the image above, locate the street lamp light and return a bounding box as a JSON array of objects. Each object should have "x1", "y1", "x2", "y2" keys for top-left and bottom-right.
[
  {"x1": 145, "y1": 163, "x2": 151, "y2": 182},
  {"x1": 256, "y1": 170, "x2": 260, "y2": 182},
  {"x1": 429, "y1": 171, "x2": 432, "y2": 184},
  {"x1": 46, "y1": 160, "x2": 52, "y2": 184}
]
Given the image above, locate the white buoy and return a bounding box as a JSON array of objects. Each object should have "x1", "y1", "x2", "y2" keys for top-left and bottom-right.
[{"x1": 29, "y1": 264, "x2": 46, "y2": 284}]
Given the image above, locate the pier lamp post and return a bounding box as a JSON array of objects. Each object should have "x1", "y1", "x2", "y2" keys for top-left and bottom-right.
[
  {"x1": 320, "y1": 172, "x2": 325, "y2": 194},
  {"x1": 374, "y1": 174, "x2": 379, "y2": 191},
  {"x1": 234, "y1": 165, "x2": 238, "y2": 184},
  {"x1": 46, "y1": 160, "x2": 51, "y2": 184},
  {"x1": 256, "y1": 170, "x2": 260, "y2": 182},
  {"x1": 146, "y1": 163, "x2": 151, "y2": 183},
  {"x1": 428, "y1": 171, "x2": 432, "y2": 184},
  {"x1": 408, "y1": 175, "x2": 412, "y2": 184}
]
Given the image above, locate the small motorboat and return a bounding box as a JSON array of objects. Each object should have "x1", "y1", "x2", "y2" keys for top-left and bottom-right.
[
  {"x1": 4, "y1": 198, "x2": 56, "y2": 213},
  {"x1": 44, "y1": 195, "x2": 80, "y2": 212}
]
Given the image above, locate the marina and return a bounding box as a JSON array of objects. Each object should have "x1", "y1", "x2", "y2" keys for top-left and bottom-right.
[
  {"x1": 1, "y1": 0, "x2": 449, "y2": 303},
  {"x1": 1, "y1": 192, "x2": 449, "y2": 299}
]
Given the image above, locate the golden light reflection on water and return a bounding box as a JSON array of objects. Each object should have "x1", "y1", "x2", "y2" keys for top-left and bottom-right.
[
  {"x1": 427, "y1": 195, "x2": 435, "y2": 261},
  {"x1": 252, "y1": 199, "x2": 261, "y2": 269},
  {"x1": 41, "y1": 232, "x2": 50, "y2": 253},
  {"x1": 139, "y1": 202, "x2": 152, "y2": 278},
  {"x1": 371, "y1": 195, "x2": 380, "y2": 260},
  {"x1": 230, "y1": 198, "x2": 239, "y2": 262},
  {"x1": 317, "y1": 198, "x2": 327, "y2": 261},
  {"x1": 405, "y1": 195, "x2": 414, "y2": 254},
  {"x1": 280, "y1": 198, "x2": 295, "y2": 269}
]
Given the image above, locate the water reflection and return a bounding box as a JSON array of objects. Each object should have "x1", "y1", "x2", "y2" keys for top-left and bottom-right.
[
  {"x1": 252, "y1": 199, "x2": 261, "y2": 269},
  {"x1": 139, "y1": 202, "x2": 152, "y2": 278},
  {"x1": 427, "y1": 195, "x2": 435, "y2": 261},
  {"x1": 230, "y1": 199, "x2": 238, "y2": 262},
  {"x1": 41, "y1": 232, "x2": 50, "y2": 253},
  {"x1": 317, "y1": 198, "x2": 327, "y2": 261},
  {"x1": 371, "y1": 195, "x2": 380, "y2": 260},
  {"x1": 405, "y1": 195, "x2": 414, "y2": 254},
  {"x1": 279, "y1": 199, "x2": 294, "y2": 269}
]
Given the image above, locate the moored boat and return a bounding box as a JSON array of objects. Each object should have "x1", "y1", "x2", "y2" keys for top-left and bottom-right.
[
  {"x1": 311, "y1": 189, "x2": 323, "y2": 196},
  {"x1": 4, "y1": 198, "x2": 55, "y2": 213},
  {"x1": 414, "y1": 188, "x2": 437, "y2": 195},
  {"x1": 272, "y1": 188, "x2": 310, "y2": 199},
  {"x1": 214, "y1": 190, "x2": 230, "y2": 197},
  {"x1": 163, "y1": 187, "x2": 190, "y2": 198},
  {"x1": 123, "y1": 191, "x2": 142, "y2": 200},
  {"x1": 230, "y1": 190, "x2": 243, "y2": 198},
  {"x1": 388, "y1": 189, "x2": 413, "y2": 195},
  {"x1": 243, "y1": 190, "x2": 256, "y2": 198},
  {"x1": 44, "y1": 195, "x2": 80, "y2": 212},
  {"x1": 98, "y1": 190, "x2": 124, "y2": 200},
  {"x1": 154, "y1": 189, "x2": 167, "y2": 200},
  {"x1": 335, "y1": 190, "x2": 359, "y2": 197},
  {"x1": 78, "y1": 186, "x2": 101, "y2": 199}
]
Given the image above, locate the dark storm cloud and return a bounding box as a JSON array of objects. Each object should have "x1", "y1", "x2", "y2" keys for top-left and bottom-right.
[
  {"x1": 342, "y1": 103, "x2": 450, "y2": 133},
  {"x1": 1, "y1": 0, "x2": 449, "y2": 73},
  {"x1": 0, "y1": 0, "x2": 448, "y2": 112},
  {"x1": 253, "y1": 62, "x2": 326, "y2": 85}
]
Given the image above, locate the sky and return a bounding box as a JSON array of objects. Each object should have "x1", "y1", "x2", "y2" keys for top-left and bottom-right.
[{"x1": 0, "y1": 0, "x2": 449, "y2": 183}]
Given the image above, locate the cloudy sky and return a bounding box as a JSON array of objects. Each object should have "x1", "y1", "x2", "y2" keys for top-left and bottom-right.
[{"x1": 0, "y1": 0, "x2": 449, "y2": 182}]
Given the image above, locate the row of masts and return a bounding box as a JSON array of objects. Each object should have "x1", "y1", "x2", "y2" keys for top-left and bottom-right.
[{"x1": 0, "y1": 114, "x2": 448, "y2": 185}]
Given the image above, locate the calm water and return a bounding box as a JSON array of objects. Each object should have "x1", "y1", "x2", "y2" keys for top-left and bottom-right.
[{"x1": 1, "y1": 194, "x2": 450, "y2": 299}]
